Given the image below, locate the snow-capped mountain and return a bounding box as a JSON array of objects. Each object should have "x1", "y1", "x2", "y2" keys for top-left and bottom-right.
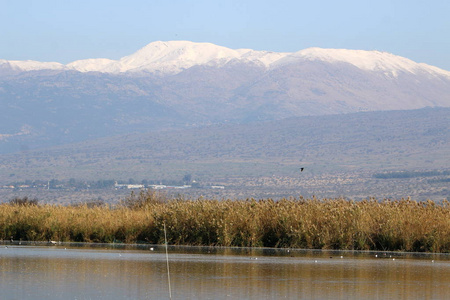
[
  {"x1": 1, "y1": 41, "x2": 450, "y2": 154},
  {"x1": 2, "y1": 40, "x2": 449, "y2": 78}
]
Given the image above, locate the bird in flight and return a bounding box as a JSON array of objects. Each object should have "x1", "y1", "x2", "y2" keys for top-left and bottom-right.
[{"x1": 300, "y1": 168, "x2": 304, "y2": 172}]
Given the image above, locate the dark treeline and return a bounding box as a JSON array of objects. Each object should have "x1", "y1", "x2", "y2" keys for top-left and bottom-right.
[
  {"x1": 428, "y1": 178, "x2": 450, "y2": 183},
  {"x1": 373, "y1": 170, "x2": 450, "y2": 179}
]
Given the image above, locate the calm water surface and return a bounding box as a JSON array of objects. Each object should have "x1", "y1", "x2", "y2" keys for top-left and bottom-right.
[{"x1": 0, "y1": 243, "x2": 448, "y2": 299}]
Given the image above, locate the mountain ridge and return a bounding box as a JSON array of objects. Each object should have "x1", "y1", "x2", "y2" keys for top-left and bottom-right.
[{"x1": 1, "y1": 41, "x2": 449, "y2": 77}]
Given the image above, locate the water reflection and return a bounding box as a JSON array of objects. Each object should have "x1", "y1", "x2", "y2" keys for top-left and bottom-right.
[{"x1": 0, "y1": 244, "x2": 448, "y2": 299}]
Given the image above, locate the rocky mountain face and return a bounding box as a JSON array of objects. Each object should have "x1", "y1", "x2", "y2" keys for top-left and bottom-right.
[{"x1": 1, "y1": 41, "x2": 450, "y2": 154}]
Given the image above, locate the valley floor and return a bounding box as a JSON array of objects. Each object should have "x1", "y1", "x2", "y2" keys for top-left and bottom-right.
[{"x1": 1, "y1": 171, "x2": 448, "y2": 205}]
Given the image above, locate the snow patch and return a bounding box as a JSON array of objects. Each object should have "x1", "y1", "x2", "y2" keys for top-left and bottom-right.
[
  {"x1": 67, "y1": 58, "x2": 117, "y2": 72},
  {"x1": 2, "y1": 60, "x2": 66, "y2": 72}
]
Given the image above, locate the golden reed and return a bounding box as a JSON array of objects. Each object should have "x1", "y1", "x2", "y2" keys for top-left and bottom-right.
[{"x1": 1, "y1": 191, "x2": 448, "y2": 252}]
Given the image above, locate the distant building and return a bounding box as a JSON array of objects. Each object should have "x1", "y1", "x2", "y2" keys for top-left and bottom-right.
[
  {"x1": 114, "y1": 182, "x2": 145, "y2": 189},
  {"x1": 148, "y1": 185, "x2": 167, "y2": 189},
  {"x1": 126, "y1": 184, "x2": 145, "y2": 189},
  {"x1": 211, "y1": 185, "x2": 225, "y2": 189}
]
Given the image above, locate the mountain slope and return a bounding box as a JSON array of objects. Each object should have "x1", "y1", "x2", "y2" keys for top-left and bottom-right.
[
  {"x1": 1, "y1": 107, "x2": 448, "y2": 183},
  {"x1": 1, "y1": 41, "x2": 450, "y2": 154}
]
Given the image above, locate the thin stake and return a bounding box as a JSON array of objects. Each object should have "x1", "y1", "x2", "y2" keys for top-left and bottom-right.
[{"x1": 164, "y1": 222, "x2": 172, "y2": 300}]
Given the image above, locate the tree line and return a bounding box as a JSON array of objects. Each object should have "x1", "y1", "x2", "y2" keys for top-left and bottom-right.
[{"x1": 373, "y1": 170, "x2": 450, "y2": 179}]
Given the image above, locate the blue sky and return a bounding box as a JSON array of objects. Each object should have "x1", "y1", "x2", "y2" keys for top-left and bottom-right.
[{"x1": 1, "y1": 0, "x2": 450, "y2": 70}]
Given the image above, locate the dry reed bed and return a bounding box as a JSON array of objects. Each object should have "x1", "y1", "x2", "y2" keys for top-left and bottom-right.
[{"x1": 0, "y1": 193, "x2": 449, "y2": 252}]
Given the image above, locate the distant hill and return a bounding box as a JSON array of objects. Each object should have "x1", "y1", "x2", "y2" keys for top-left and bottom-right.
[
  {"x1": 1, "y1": 107, "x2": 448, "y2": 183},
  {"x1": 1, "y1": 41, "x2": 450, "y2": 154}
]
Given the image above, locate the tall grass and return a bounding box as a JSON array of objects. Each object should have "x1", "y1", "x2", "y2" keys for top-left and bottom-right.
[{"x1": 1, "y1": 192, "x2": 449, "y2": 252}]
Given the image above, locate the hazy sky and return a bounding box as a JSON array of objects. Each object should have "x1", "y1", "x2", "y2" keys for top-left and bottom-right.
[{"x1": 1, "y1": 0, "x2": 449, "y2": 70}]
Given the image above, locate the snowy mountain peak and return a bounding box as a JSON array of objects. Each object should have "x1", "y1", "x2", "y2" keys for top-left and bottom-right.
[
  {"x1": 116, "y1": 40, "x2": 243, "y2": 73},
  {"x1": 273, "y1": 47, "x2": 449, "y2": 77},
  {"x1": 299, "y1": 48, "x2": 411, "y2": 70}
]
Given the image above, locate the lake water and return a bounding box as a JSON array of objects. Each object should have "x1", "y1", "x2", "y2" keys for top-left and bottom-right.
[{"x1": 0, "y1": 243, "x2": 448, "y2": 299}]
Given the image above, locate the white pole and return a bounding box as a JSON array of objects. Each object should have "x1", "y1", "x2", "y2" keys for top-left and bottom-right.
[{"x1": 164, "y1": 222, "x2": 172, "y2": 300}]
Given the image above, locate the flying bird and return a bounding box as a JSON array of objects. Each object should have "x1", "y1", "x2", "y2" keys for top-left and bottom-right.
[{"x1": 300, "y1": 168, "x2": 304, "y2": 172}]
